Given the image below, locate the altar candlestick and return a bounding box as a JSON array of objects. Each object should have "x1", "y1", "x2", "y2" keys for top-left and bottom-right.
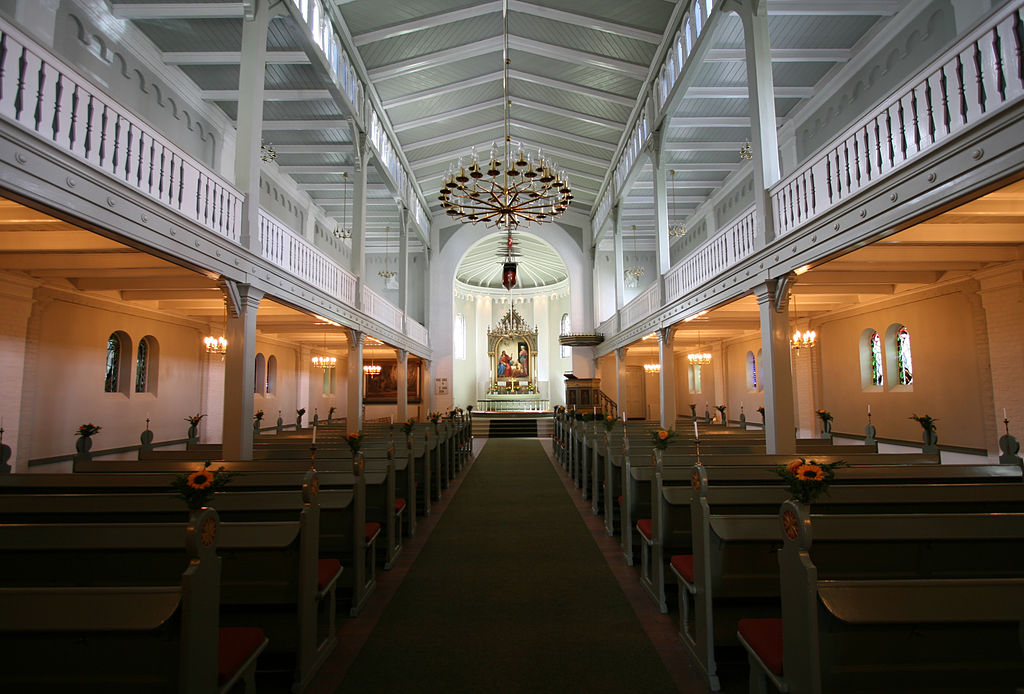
[{"x1": 312, "y1": 426, "x2": 317, "y2": 445}]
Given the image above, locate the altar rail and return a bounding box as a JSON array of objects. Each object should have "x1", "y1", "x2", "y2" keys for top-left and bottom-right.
[
  {"x1": 476, "y1": 398, "x2": 550, "y2": 413},
  {"x1": 771, "y1": 1, "x2": 1024, "y2": 237}
]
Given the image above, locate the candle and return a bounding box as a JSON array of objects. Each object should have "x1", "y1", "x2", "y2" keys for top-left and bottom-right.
[
  {"x1": 1004, "y1": 408, "x2": 1008, "y2": 420},
  {"x1": 694, "y1": 419, "x2": 699, "y2": 439},
  {"x1": 622, "y1": 410, "x2": 627, "y2": 422},
  {"x1": 312, "y1": 426, "x2": 317, "y2": 444},
  {"x1": 867, "y1": 404, "x2": 871, "y2": 415}
]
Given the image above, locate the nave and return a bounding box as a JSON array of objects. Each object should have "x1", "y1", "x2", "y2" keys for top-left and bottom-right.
[{"x1": 309, "y1": 435, "x2": 694, "y2": 694}]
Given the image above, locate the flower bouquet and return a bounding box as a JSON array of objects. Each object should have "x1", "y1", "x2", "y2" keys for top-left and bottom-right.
[
  {"x1": 254, "y1": 409, "x2": 264, "y2": 422},
  {"x1": 401, "y1": 418, "x2": 415, "y2": 436},
  {"x1": 171, "y1": 461, "x2": 236, "y2": 510},
  {"x1": 76, "y1": 423, "x2": 101, "y2": 438},
  {"x1": 185, "y1": 413, "x2": 206, "y2": 427},
  {"x1": 345, "y1": 431, "x2": 362, "y2": 455},
  {"x1": 602, "y1": 414, "x2": 617, "y2": 432},
  {"x1": 910, "y1": 413, "x2": 939, "y2": 449},
  {"x1": 715, "y1": 405, "x2": 727, "y2": 424},
  {"x1": 775, "y1": 457, "x2": 845, "y2": 504},
  {"x1": 428, "y1": 411, "x2": 442, "y2": 424},
  {"x1": 650, "y1": 428, "x2": 678, "y2": 451}
]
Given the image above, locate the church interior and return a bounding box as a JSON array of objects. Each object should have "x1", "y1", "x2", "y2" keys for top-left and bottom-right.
[{"x1": 1, "y1": 0, "x2": 1023, "y2": 692}]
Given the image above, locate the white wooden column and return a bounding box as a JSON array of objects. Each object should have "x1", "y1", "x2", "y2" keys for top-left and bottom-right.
[
  {"x1": 658, "y1": 327, "x2": 678, "y2": 429},
  {"x1": 613, "y1": 204, "x2": 625, "y2": 310},
  {"x1": 351, "y1": 133, "x2": 368, "y2": 307},
  {"x1": 396, "y1": 348, "x2": 409, "y2": 423},
  {"x1": 649, "y1": 130, "x2": 671, "y2": 277},
  {"x1": 754, "y1": 279, "x2": 796, "y2": 454},
  {"x1": 398, "y1": 205, "x2": 410, "y2": 331},
  {"x1": 222, "y1": 282, "x2": 264, "y2": 460},
  {"x1": 732, "y1": 0, "x2": 781, "y2": 246},
  {"x1": 615, "y1": 347, "x2": 628, "y2": 419},
  {"x1": 233, "y1": 0, "x2": 275, "y2": 253},
  {"x1": 423, "y1": 359, "x2": 433, "y2": 415},
  {"x1": 346, "y1": 329, "x2": 365, "y2": 431}
]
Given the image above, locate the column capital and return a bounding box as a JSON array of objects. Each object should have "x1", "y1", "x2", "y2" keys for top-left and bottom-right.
[
  {"x1": 396, "y1": 348, "x2": 409, "y2": 361},
  {"x1": 615, "y1": 346, "x2": 627, "y2": 361},
  {"x1": 219, "y1": 279, "x2": 263, "y2": 317},
  {"x1": 657, "y1": 325, "x2": 677, "y2": 344},
  {"x1": 753, "y1": 276, "x2": 792, "y2": 314},
  {"x1": 346, "y1": 328, "x2": 365, "y2": 347}
]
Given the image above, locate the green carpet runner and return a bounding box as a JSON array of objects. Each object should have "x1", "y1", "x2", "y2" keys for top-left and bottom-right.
[{"x1": 336, "y1": 438, "x2": 678, "y2": 693}]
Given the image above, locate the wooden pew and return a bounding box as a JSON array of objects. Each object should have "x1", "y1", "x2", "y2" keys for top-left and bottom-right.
[
  {"x1": 0, "y1": 477, "x2": 339, "y2": 692},
  {"x1": 676, "y1": 470, "x2": 1024, "y2": 690},
  {"x1": 0, "y1": 469, "x2": 377, "y2": 618},
  {"x1": 638, "y1": 457, "x2": 1013, "y2": 615},
  {"x1": 0, "y1": 508, "x2": 269, "y2": 693},
  {"x1": 740, "y1": 503, "x2": 1024, "y2": 694}
]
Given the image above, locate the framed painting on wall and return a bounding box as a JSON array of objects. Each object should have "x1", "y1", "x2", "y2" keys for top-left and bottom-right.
[{"x1": 363, "y1": 358, "x2": 422, "y2": 403}]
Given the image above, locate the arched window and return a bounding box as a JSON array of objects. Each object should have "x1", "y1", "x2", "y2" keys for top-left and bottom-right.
[
  {"x1": 135, "y1": 335, "x2": 158, "y2": 393},
  {"x1": 254, "y1": 353, "x2": 266, "y2": 395},
  {"x1": 688, "y1": 364, "x2": 703, "y2": 394},
  {"x1": 453, "y1": 313, "x2": 466, "y2": 360},
  {"x1": 755, "y1": 349, "x2": 763, "y2": 391},
  {"x1": 266, "y1": 355, "x2": 277, "y2": 395},
  {"x1": 104, "y1": 331, "x2": 131, "y2": 394},
  {"x1": 746, "y1": 351, "x2": 757, "y2": 390},
  {"x1": 560, "y1": 313, "x2": 571, "y2": 358},
  {"x1": 896, "y1": 326, "x2": 913, "y2": 385},
  {"x1": 322, "y1": 366, "x2": 334, "y2": 396},
  {"x1": 870, "y1": 331, "x2": 884, "y2": 387}
]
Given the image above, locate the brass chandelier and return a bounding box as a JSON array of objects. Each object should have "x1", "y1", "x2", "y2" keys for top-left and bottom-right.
[
  {"x1": 438, "y1": 0, "x2": 572, "y2": 229},
  {"x1": 668, "y1": 170, "x2": 687, "y2": 238},
  {"x1": 333, "y1": 172, "x2": 352, "y2": 240}
]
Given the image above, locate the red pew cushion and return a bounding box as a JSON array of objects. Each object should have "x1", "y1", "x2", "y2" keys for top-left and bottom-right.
[
  {"x1": 395, "y1": 497, "x2": 407, "y2": 513},
  {"x1": 218, "y1": 627, "x2": 265, "y2": 684},
  {"x1": 317, "y1": 558, "x2": 341, "y2": 591},
  {"x1": 738, "y1": 617, "x2": 783, "y2": 676},
  {"x1": 365, "y1": 521, "x2": 382, "y2": 543},
  {"x1": 670, "y1": 554, "x2": 694, "y2": 582},
  {"x1": 636, "y1": 518, "x2": 653, "y2": 540}
]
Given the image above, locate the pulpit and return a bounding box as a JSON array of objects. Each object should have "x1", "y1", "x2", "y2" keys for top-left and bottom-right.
[{"x1": 565, "y1": 377, "x2": 601, "y2": 409}]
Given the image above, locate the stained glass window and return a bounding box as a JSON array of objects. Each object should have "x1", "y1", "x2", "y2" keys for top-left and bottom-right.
[
  {"x1": 747, "y1": 351, "x2": 758, "y2": 389},
  {"x1": 104, "y1": 333, "x2": 121, "y2": 393},
  {"x1": 134, "y1": 338, "x2": 148, "y2": 393},
  {"x1": 869, "y1": 331, "x2": 883, "y2": 387},
  {"x1": 896, "y1": 326, "x2": 913, "y2": 385},
  {"x1": 255, "y1": 353, "x2": 266, "y2": 395}
]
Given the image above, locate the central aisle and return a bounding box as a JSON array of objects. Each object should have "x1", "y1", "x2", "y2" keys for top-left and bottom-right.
[{"x1": 334, "y1": 438, "x2": 681, "y2": 693}]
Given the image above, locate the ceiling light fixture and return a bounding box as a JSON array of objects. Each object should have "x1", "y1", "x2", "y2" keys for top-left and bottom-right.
[
  {"x1": 378, "y1": 225, "x2": 397, "y2": 287},
  {"x1": 687, "y1": 328, "x2": 712, "y2": 365},
  {"x1": 311, "y1": 329, "x2": 336, "y2": 370},
  {"x1": 643, "y1": 362, "x2": 661, "y2": 374},
  {"x1": 204, "y1": 302, "x2": 228, "y2": 354},
  {"x1": 790, "y1": 293, "x2": 817, "y2": 350},
  {"x1": 260, "y1": 140, "x2": 277, "y2": 163},
  {"x1": 739, "y1": 141, "x2": 752, "y2": 160},
  {"x1": 438, "y1": 0, "x2": 572, "y2": 229},
  {"x1": 333, "y1": 171, "x2": 352, "y2": 240},
  {"x1": 624, "y1": 225, "x2": 645, "y2": 288},
  {"x1": 668, "y1": 169, "x2": 687, "y2": 238}
]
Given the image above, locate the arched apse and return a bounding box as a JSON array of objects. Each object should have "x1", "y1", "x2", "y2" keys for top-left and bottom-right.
[{"x1": 430, "y1": 221, "x2": 594, "y2": 411}]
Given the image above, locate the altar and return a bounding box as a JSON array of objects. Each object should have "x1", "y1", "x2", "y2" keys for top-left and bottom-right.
[{"x1": 486, "y1": 306, "x2": 538, "y2": 393}]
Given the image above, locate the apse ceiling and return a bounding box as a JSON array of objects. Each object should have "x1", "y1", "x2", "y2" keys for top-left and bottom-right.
[
  {"x1": 455, "y1": 232, "x2": 568, "y2": 290},
  {"x1": 106, "y1": 0, "x2": 907, "y2": 253}
]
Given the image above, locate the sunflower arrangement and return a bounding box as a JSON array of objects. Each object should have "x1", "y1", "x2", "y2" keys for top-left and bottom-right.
[
  {"x1": 345, "y1": 431, "x2": 362, "y2": 455},
  {"x1": 400, "y1": 419, "x2": 415, "y2": 435},
  {"x1": 428, "y1": 412, "x2": 442, "y2": 423},
  {"x1": 602, "y1": 414, "x2": 617, "y2": 432},
  {"x1": 775, "y1": 457, "x2": 845, "y2": 504},
  {"x1": 816, "y1": 410, "x2": 833, "y2": 423},
  {"x1": 171, "y1": 461, "x2": 236, "y2": 510},
  {"x1": 650, "y1": 428, "x2": 678, "y2": 451},
  {"x1": 76, "y1": 423, "x2": 101, "y2": 437},
  {"x1": 254, "y1": 409, "x2": 264, "y2": 422},
  {"x1": 185, "y1": 413, "x2": 206, "y2": 427}
]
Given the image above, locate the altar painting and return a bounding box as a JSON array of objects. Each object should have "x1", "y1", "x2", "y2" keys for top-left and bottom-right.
[{"x1": 495, "y1": 340, "x2": 529, "y2": 379}]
